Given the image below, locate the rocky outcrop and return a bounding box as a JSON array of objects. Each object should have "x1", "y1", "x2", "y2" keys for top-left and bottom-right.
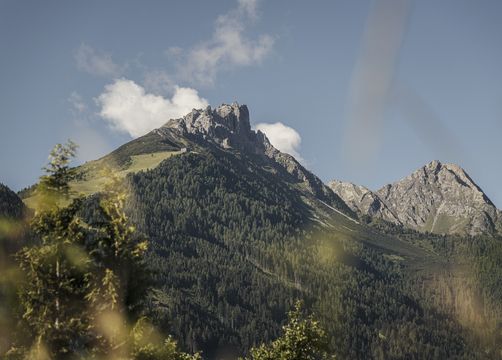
[
  {"x1": 158, "y1": 103, "x2": 352, "y2": 214},
  {"x1": 376, "y1": 160, "x2": 499, "y2": 236},
  {"x1": 162, "y1": 103, "x2": 260, "y2": 154},
  {"x1": 329, "y1": 160, "x2": 500, "y2": 236},
  {"x1": 328, "y1": 180, "x2": 401, "y2": 224}
]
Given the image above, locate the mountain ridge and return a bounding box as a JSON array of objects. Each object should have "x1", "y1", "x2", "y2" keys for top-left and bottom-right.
[
  {"x1": 20, "y1": 103, "x2": 353, "y2": 218},
  {"x1": 329, "y1": 160, "x2": 500, "y2": 236},
  {"x1": 150, "y1": 102, "x2": 353, "y2": 215},
  {"x1": 20, "y1": 103, "x2": 499, "y2": 238}
]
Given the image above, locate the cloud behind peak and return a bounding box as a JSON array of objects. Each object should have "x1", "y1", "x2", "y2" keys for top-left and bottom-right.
[
  {"x1": 255, "y1": 122, "x2": 303, "y2": 161},
  {"x1": 97, "y1": 78, "x2": 208, "y2": 138}
]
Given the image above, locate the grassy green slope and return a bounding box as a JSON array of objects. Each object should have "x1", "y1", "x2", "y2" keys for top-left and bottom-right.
[{"x1": 21, "y1": 129, "x2": 186, "y2": 208}]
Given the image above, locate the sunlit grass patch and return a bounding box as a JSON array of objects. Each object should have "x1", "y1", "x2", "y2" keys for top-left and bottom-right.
[{"x1": 23, "y1": 151, "x2": 181, "y2": 209}]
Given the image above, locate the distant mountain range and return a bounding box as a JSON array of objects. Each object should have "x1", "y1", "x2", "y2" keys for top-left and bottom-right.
[
  {"x1": 158, "y1": 102, "x2": 501, "y2": 237},
  {"x1": 20, "y1": 102, "x2": 501, "y2": 237},
  {"x1": 5, "y1": 103, "x2": 502, "y2": 358}
]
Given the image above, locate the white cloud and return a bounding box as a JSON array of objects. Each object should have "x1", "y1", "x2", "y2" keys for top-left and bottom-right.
[
  {"x1": 176, "y1": 0, "x2": 274, "y2": 86},
  {"x1": 97, "y1": 78, "x2": 208, "y2": 138},
  {"x1": 254, "y1": 122, "x2": 303, "y2": 160},
  {"x1": 83, "y1": 0, "x2": 274, "y2": 141},
  {"x1": 75, "y1": 43, "x2": 123, "y2": 77}
]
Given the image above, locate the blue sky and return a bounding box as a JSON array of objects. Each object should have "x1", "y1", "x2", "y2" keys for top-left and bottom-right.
[{"x1": 1, "y1": 0, "x2": 501, "y2": 206}]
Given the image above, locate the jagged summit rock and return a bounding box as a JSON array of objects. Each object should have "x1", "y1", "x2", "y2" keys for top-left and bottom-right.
[
  {"x1": 376, "y1": 160, "x2": 499, "y2": 236},
  {"x1": 156, "y1": 103, "x2": 352, "y2": 215},
  {"x1": 328, "y1": 180, "x2": 401, "y2": 224},
  {"x1": 329, "y1": 160, "x2": 500, "y2": 236},
  {"x1": 162, "y1": 103, "x2": 259, "y2": 154}
]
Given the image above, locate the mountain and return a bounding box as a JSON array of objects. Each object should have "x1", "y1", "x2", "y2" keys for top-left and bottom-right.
[
  {"x1": 19, "y1": 105, "x2": 502, "y2": 358},
  {"x1": 0, "y1": 183, "x2": 25, "y2": 220},
  {"x1": 377, "y1": 160, "x2": 500, "y2": 235},
  {"x1": 328, "y1": 180, "x2": 400, "y2": 224},
  {"x1": 329, "y1": 160, "x2": 500, "y2": 236},
  {"x1": 27, "y1": 103, "x2": 350, "y2": 219},
  {"x1": 159, "y1": 103, "x2": 351, "y2": 212}
]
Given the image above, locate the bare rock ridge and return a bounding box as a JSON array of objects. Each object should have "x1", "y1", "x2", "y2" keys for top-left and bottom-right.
[
  {"x1": 148, "y1": 104, "x2": 498, "y2": 236},
  {"x1": 155, "y1": 103, "x2": 352, "y2": 215},
  {"x1": 162, "y1": 103, "x2": 257, "y2": 153},
  {"x1": 329, "y1": 160, "x2": 500, "y2": 236},
  {"x1": 376, "y1": 160, "x2": 500, "y2": 235},
  {"x1": 328, "y1": 180, "x2": 401, "y2": 225}
]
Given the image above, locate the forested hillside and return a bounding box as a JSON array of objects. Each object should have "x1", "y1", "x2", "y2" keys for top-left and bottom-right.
[
  {"x1": 0, "y1": 183, "x2": 25, "y2": 220},
  {"x1": 122, "y1": 147, "x2": 501, "y2": 359}
]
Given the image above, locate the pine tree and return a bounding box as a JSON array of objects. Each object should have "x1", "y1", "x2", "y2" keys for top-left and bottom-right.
[
  {"x1": 16, "y1": 200, "x2": 91, "y2": 357},
  {"x1": 36, "y1": 140, "x2": 78, "y2": 212},
  {"x1": 15, "y1": 141, "x2": 88, "y2": 357}
]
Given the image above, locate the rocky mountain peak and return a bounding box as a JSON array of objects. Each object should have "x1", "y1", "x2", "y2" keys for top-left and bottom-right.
[
  {"x1": 164, "y1": 103, "x2": 253, "y2": 142},
  {"x1": 214, "y1": 102, "x2": 251, "y2": 133},
  {"x1": 377, "y1": 161, "x2": 499, "y2": 235},
  {"x1": 329, "y1": 161, "x2": 500, "y2": 236},
  {"x1": 328, "y1": 180, "x2": 401, "y2": 224},
  {"x1": 397, "y1": 160, "x2": 493, "y2": 206},
  {"x1": 423, "y1": 160, "x2": 466, "y2": 181},
  {"x1": 156, "y1": 103, "x2": 353, "y2": 215}
]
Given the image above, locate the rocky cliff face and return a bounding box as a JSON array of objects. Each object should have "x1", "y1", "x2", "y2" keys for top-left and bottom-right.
[
  {"x1": 162, "y1": 103, "x2": 259, "y2": 154},
  {"x1": 377, "y1": 160, "x2": 499, "y2": 236},
  {"x1": 329, "y1": 160, "x2": 500, "y2": 236},
  {"x1": 328, "y1": 180, "x2": 401, "y2": 224},
  {"x1": 157, "y1": 103, "x2": 351, "y2": 214}
]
